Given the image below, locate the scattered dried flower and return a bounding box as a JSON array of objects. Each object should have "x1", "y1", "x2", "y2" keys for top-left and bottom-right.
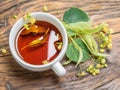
[
  {"x1": 13, "y1": 15, "x2": 17, "y2": 19},
  {"x1": 1, "y1": 48, "x2": 7, "y2": 54},
  {"x1": 43, "y1": 5, "x2": 48, "y2": 12}
]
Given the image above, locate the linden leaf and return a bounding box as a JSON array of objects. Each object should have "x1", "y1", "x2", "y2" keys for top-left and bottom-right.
[
  {"x1": 66, "y1": 38, "x2": 90, "y2": 63},
  {"x1": 63, "y1": 7, "x2": 89, "y2": 23}
]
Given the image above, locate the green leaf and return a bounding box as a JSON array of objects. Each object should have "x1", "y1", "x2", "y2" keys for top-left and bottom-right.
[
  {"x1": 75, "y1": 38, "x2": 90, "y2": 62},
  {"x1": 62, "y1": 59, "x2": 72, "y2": 65},
  {"x1": 70, "y1": 37, "x2": 83, "y2": 66},
  {"x1": 85, "y1": 23, "x2": 105, "y2": 34},
  {"x1": 64, "y1": 21, "x2": 104, "y2": 35},
  {"x1": 69, "y1": 20, "x2": 92, "y2": 30},
  {"x1": 66, "y1": 38, "x2": 90, "y2": 63},
  {"x1": 65, "y1": 20, "x2": 92, "y2": 34},
  {"x1": 66, "y1": 28, "x2": 77, "y2": 37},
  {"x1": 66, "y1": 43, "x2": 79, "y2": 62},
  {"x1": 63, "y1": 7, "x2": 89, "y2": 23}
]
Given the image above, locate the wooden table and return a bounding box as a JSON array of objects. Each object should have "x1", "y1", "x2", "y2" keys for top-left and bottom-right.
[{"x1": 0, "y1": 0, "x2": 120, "y2": 90}]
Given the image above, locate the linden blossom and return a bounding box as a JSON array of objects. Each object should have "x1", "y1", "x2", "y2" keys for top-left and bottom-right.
[
  {"x1": 62, "y1": 7, "x2": 112, "y2": 76},
  {"x1": 23, "y1": 13, "x2": 36, "y2": 30}
]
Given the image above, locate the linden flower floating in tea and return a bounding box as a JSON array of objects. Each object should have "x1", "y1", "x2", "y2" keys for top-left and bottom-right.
[
  {"x1": 16, "y1": 13, "x2": 63, "y2": 65},
  {"x1": 42, "y1": 60, "x2": 49, "y2": 64},
  {"x1": 62, "y1": 7, "x2": 113, "y2": 77}
]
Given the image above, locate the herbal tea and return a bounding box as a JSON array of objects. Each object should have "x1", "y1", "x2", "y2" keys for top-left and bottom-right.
[{"x1": 16, "y1": 21, "x2": 63, "y2": 65}]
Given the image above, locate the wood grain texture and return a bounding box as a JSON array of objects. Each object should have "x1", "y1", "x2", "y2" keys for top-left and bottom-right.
[{"x1": 0, "y1": 0, "x2": 120, "y2": 90}]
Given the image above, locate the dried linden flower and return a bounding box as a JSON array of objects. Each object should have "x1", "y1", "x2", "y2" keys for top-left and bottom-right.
[
  {"x1": 27, "y1": 13, "x2": 31, "y2": 18},
  {"x1": 57, "y1": 44, "x2": 62, "y2": 50},
  {"x1": 104, "y1": 64, "x2": 108, "y2": 68},
  {"x1": 103, "y1": 26, "x2": 108, "y2": 34},
  {"x1": 108, "y1": 35, "x2": 112, "y2": 43},
  {"x1": 95, "y1": 69, "x2": 100, "y2": 74},
  {"x1": 1, "y1": 48, "x2": 7, "y2": 54},
  {"x1": 43, "y1": 5, "x2": 48, "y2": 12},
  {"x1": 30, "y1": 18, "x2": 36, "y2": 24},
  {"x1": 23, "y1": 13, "x2": 31, "y2": 20},
  {"x1": 23, "y1": 13, "x2": 36, "y2": 25},
  {"x1": 13, "y1": 15, "x2": 17, "y2": 19},
  {"x1": 107, "y1": 43, "x2": 112, "y2": 49},
  {"x1": 96, "y1": 64, "x2": 102, "y2": 69},
  {"x1": 23, "y1": 15, "x2": 27, "y2": 20},
  {"x1": 92, "y1": 72, "x2": 96, "y2": 76},
  {"x1": 101, "y1": 59, "x2": 106, "y2": 64},
  {"x1": 77, "y1": 72, "x2": 86, "y2": 77},
  {"x1": 23, "y1": 24, "x2": 30, "y2": 30},
  {"x1": 109, "y1": 29, "x2": 113, "y2": 34},
  {"x1": 100, "y1": 49, "x2": 105, "y2": 53},
  {"x1": 42, "y1": 60, "x2": 49, "y2": 64}
]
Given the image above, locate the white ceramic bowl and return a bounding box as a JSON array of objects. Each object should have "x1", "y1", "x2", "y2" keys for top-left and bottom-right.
[{"x1": 9, "y1": 12, "x2": 68, "y2": 77}]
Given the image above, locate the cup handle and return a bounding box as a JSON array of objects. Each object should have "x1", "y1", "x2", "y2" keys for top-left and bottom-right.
[{"x1": 52, "y1": 62, "x2": 66, "y2": 77}]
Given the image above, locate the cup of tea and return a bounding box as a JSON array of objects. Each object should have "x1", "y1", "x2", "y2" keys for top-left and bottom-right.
[{"x1": 9, "y1": 12, "x2": 68, "y2": 77}]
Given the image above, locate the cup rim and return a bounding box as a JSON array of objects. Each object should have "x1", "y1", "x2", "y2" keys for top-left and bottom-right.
[{"x1": 9, "y1": 12, "x2": 68, "y2": 69}]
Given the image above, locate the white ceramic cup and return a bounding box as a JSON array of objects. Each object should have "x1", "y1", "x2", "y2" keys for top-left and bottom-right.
[{"x1": 9, "y1": 12, "x2": 68, "y2": 77}]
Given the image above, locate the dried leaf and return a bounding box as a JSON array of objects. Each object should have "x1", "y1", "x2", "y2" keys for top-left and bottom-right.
[
  {"x1": 30, "y1": 39, "x2": 42, "y2": 46},
  {"x1": 29, "y1": 25, "x2": 39, "y2": 34},
  {"x1": 21, "y1": 28, "x2": 49, "y2": 51},
  {"x1": 21, "y1": 25, "x2": 47, "y2": 35},
  {"x1": 38, "y1": 26, "x2": 47, "y2": 33},
  {"x1": 21, "y1": 38, "x2": 45, "y2": 51}
]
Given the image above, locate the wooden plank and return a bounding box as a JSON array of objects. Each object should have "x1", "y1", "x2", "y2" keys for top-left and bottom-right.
[{"x1": 0, "y1": 0, "x2": 120, "y2": 90}]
